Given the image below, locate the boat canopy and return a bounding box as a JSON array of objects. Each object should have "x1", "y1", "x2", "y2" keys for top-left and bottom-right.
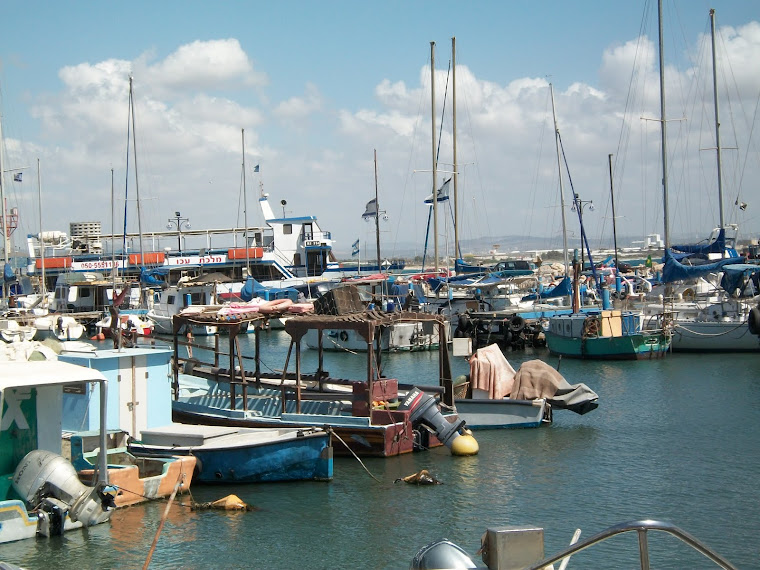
[
  {"x1": 661, "y1": 249, "x2": 738, "y2": 283},
  {"x1": 671, "y1": 227, "x2": 738, "y2": 258}
]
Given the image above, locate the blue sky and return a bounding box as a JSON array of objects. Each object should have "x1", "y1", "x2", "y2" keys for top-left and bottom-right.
[{"x1": 1, "y1": 0, "x2": 759, "y2": 259}]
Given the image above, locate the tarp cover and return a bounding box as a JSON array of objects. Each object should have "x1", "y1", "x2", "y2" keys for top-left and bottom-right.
[{"x1": 469, "y1": 344, "x2": 599, "y2": 414}]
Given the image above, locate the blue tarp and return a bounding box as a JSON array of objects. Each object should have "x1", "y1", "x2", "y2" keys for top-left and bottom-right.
[
  {"x1": 671, "y1": 227, "x2": 739, "y2": 258},
  {"x1": 661, "y1": 249, "x2": 740, "y2": 283},
  {"x1": 719, "y1": 263, "x2": 760, "y2": 295},
  {"x1": 520, "y1": 276, "x2": 573, "y2": 301}
]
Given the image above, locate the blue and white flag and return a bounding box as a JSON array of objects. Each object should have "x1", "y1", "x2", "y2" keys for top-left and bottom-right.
[
  {"x1": 13, "y1": 173, "x2": 22, "y2": 182},
  {"x1": 424, "y1": 177, "x2": 451, "y2": 204},
  {"x1": 362, "y1": 198, "x2": 377, "y2": 219},
  {"x1": 253, "y1": 164, "x2": 260, "y2": 172},
  {"x1": 352, "y1": 239, "x2": 360, "y2": 257}
]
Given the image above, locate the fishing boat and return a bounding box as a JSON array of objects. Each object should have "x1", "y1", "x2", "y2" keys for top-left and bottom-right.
[
  {"x1": 167, "y1": 303, "x2": 478, "y2": 458},
  {"x1": 546, "y1": 305, "x2": 670, "y2": 360},
  {"x1": 0, "y1": 361, "x2": 114, "y2": 544},
  {"x1": 129, "y1": 424, "x2": 332, "y2": 484}
]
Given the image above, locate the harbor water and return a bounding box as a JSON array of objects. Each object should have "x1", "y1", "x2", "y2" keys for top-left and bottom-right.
[{"x1": 2, "y1": 330, "x2": 758, "y2": 569}]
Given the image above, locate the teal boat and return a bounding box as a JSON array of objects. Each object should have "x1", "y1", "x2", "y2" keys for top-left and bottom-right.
[{"x1": 545, "y1": 310, "x2": 671, "y2": 360}]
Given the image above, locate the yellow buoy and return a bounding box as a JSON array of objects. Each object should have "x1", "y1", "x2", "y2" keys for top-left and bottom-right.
[{"x1": 450, "y1": 430, "x2": 479, "y2": 456}]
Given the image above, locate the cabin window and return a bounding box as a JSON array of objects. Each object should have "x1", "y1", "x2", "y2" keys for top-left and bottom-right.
[
  {"x1": 293, "y1": 253, "x2": 302, "y2": 266},
  {"x1": 167, "y1": 295, "x2": 175, "y2": 305},
  {"x1": 80, "y1": 288, "x2": 92, "y2": 298},
  {"x1": 283, "y1": 224, "x2": 293, "y2": 235}
]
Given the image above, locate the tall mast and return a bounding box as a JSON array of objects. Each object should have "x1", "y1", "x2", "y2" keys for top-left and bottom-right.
[
  {"x1": 658, "y1": 0, "x2": 670, "y2": 251},
  {"x1": 129, "y1": 76, "x2": 146, "y2": 266},
  {"x1": 452, "y1": 36, "x2": 459, "y2": 260},
  {"x1": 430, "y1": 41, "x2": 439, "y2": 272},
  {"x1": 608, "y1": 154, "x2": 620, "y2": 271},
  {"x1": 37, "y1": 159, "x2": 46, "y2": 298},
  {"x1": 0, "y1": 110, "x2": 9, "y2": 298},
  {"x1": 709, "y1": 8, "x2": 725, "y2": 231},
  {"x1": 373, "y1": 149, "x2": 381, "y2": 271},
  {"x1": 111, "y1": 168, "x2": 115, "y2": 291},
  {"x1": 242, "y1": 128, "x2": 250, "y2": 273},
  {"x1": 550, "y1": 83, "x2": 569, "y2": 275}
]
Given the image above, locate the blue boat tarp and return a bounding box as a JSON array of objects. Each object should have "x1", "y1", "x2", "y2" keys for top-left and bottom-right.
[
  {"x1": 719, "y1": 263, "x2": 760, "y2": 295},
  {"x1": 671, "y1": 227, "x2": 739, "y2": 258},
  {"x1": 140, "y1": 267, "x2": 169, "y2": 286},
  {"x1": 661, "y1": 249, "x2": 739, "y2": 283},
  {"x1": 240, "y1": 277, "x2": 297, "y2": 302},
  {"x1": 521, "y1": 276, "x2": 573, "y2": 301},
  {"x1": 4, "y1": 263, "x2": 14, "y2": 283}
]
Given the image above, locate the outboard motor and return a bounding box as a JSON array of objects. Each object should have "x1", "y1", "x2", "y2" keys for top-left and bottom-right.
[
  {"x1": 12, "y1": 450, "x2": 114, "y2": 537},
  {"x1": 398, "y1": 388, "x2": 478, "y2": 455},
  {"x1": 410, "y1": 538, "x2": 478, "y2": 569}
]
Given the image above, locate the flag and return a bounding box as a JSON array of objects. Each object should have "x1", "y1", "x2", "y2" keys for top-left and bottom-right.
[
  {"x1": 253, "y1": 164, "x2": 260, "y2": 172},
  {"x1": 645, "y1": 255, "x2": 653, "y2": 268},
  {"x1": 424, "y1": 177, "x2": 451, "y2": 204},
  {"x1": 13, "y1": 173, "x2": 22, "y2": 182},
  {"x1": 352, "y1": 239, "x2": 360, "y2": 257},
  {"x1": 362, "y1": 198, "x2": 377, "y2": 219}
]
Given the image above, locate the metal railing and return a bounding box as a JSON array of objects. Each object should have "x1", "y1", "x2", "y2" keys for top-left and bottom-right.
[{"x1": 528, "y1": 520, "x2": 736, "y2": 570}]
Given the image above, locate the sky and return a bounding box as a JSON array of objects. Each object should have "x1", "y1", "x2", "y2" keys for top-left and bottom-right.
[{"x1": 1, "y1": 0, "x2": 759, "y2": 260}]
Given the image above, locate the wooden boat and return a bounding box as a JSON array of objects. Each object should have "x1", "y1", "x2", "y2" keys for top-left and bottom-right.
[
  {"x1": 168, "y1": 300, "x2": 476, "y2": 458},
  {"x1": 68, "y1": 431, "x2": 196, "y2": 507},
  {"x1": 0, "y1": 361, "x2": 113, "y2": 544},
  {"x1": 129, "y1": 424, "x2": 332, "y2": 484}
]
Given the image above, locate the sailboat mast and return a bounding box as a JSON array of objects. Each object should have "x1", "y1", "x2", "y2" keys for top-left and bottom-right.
[
  {"x1": 373, "y1": 149, "x2": 381, "y2": 271},
  {"x1": 242, "y1": 128, "x2": 250, "y2": 273},
  {"x1": 430, "y1": 41, "x2": 439, "y2": 272},
  {"x1": 111, "y1": 168, "x2": 115, "y2": 291},
  {"x1": 608, "y1": 154, "x2": 620, "y2": 271},
  {"x1": 709, "y1": 8, "x2": 725, "y2": 231},
  {"x1": 129, "y1": 76, "x2": 146, "y2": 266},
  {"x1": 550, "y1": 83, "x2": 569, "y2": 275},
  {"x1": 658, "y1": 0, "x2": 670, "y2": 251},
  {"x1": 0, "y1": 112, "x2": 9, "y2": 298},
  {"x1": 37, "y1": 159, "x2": 46, "y2": 297},
  {"x1": 452, "y1": 36, "x2": 459, "y2": 260}
]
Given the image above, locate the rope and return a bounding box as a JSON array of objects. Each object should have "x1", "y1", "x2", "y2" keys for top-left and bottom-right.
[
  {"x1": 328, "y1": 428, "x2": 381, "y2": 483},
  {"x1": 674, "y1": 321, "x2": 750, "y2": 337}
]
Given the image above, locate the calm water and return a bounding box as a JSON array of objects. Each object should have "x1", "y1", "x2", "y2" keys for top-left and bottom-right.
[{"x1": 2, "y1": 331, "x2": 758, "y2": 569}]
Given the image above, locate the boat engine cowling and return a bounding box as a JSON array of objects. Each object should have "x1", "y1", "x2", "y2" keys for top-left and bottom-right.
[
  {"x1": 399, "y1": 387, "x2": 468, "y2": 449},
  {"x1": 410, "y1": 538, "x2": 478, "y2": 569},
  {"x1": 12, "y1": 450, "x2": 114, "y2": 536}
]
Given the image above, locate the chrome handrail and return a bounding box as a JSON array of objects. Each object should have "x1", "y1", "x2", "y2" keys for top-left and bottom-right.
[{"x1": 527, "y1": 520, "x2": 737, "y2": 570}]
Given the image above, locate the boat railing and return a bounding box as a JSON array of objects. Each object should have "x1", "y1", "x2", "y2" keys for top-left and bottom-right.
[{"x1": 526, "y1": 519, "x2": 736, "y2": 570}]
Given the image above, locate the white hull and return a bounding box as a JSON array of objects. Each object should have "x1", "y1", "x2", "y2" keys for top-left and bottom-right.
[
  {"x1": 303, "y1": 321, "x2": 442, "y2": 352},
  {"x1": 671, "y1": 320, "x2": 759, "y2": 351},
  {"x1": 455, "y1": 398, "x2": 549, "y2": 429}
]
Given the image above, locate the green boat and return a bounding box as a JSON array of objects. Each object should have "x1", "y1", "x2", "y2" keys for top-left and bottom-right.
[{"x1": 545, "y1": 310, "x2": 671, "y2": 360}]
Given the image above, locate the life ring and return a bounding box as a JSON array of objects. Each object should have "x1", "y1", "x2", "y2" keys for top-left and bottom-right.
[
  {"x1": 258, "y1": 298, "x2": 294, "y2": 314},
  {"x1": 619, "y1": 290, "x2": 628, "y2": 301},
  {"x1": 509, "y1": 315, "x2": 525, "y2": 333},
  {"x1": 748, "y1": 306, "x2": 760, "y2": 335},
  {"x1": 610, "y1": 291, "x2": 619, "y2": 300},
  {"x1": 339, "y1": 330, "x2": 349, "y2": 342}
]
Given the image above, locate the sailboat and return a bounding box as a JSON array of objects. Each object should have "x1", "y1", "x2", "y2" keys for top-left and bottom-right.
[
  {"x1": 544, "y1": 67, "x2": 672, "y2": 359},
  {"x1": 641, "y1": 8, "x2": 760, "y2": 352}
]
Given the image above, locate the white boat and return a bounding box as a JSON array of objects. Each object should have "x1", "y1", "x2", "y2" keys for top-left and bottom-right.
[
  {"x1": 33, "y1": 314, "x2": 86, "y2": 340},
  {"x1": 0, "y1": 361, "x2": 114, "y2": 544},
  {"x1": 94, "y1": 311, "x2": 155, "y2": 337},
  {"x1": 147, "y1": 279, "x2": 221, "y2": 336},
  {"x1": 454, "y1": 343, "x2": 597, "y2": 429},
  {"x1": 0, "y1": 319, "x2": 36, "y2": 342}
]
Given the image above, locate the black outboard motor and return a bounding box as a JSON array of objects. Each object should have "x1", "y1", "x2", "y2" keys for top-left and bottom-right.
[{"x1": 398, "y1": 387, "x2": 478, "y2": 455}]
